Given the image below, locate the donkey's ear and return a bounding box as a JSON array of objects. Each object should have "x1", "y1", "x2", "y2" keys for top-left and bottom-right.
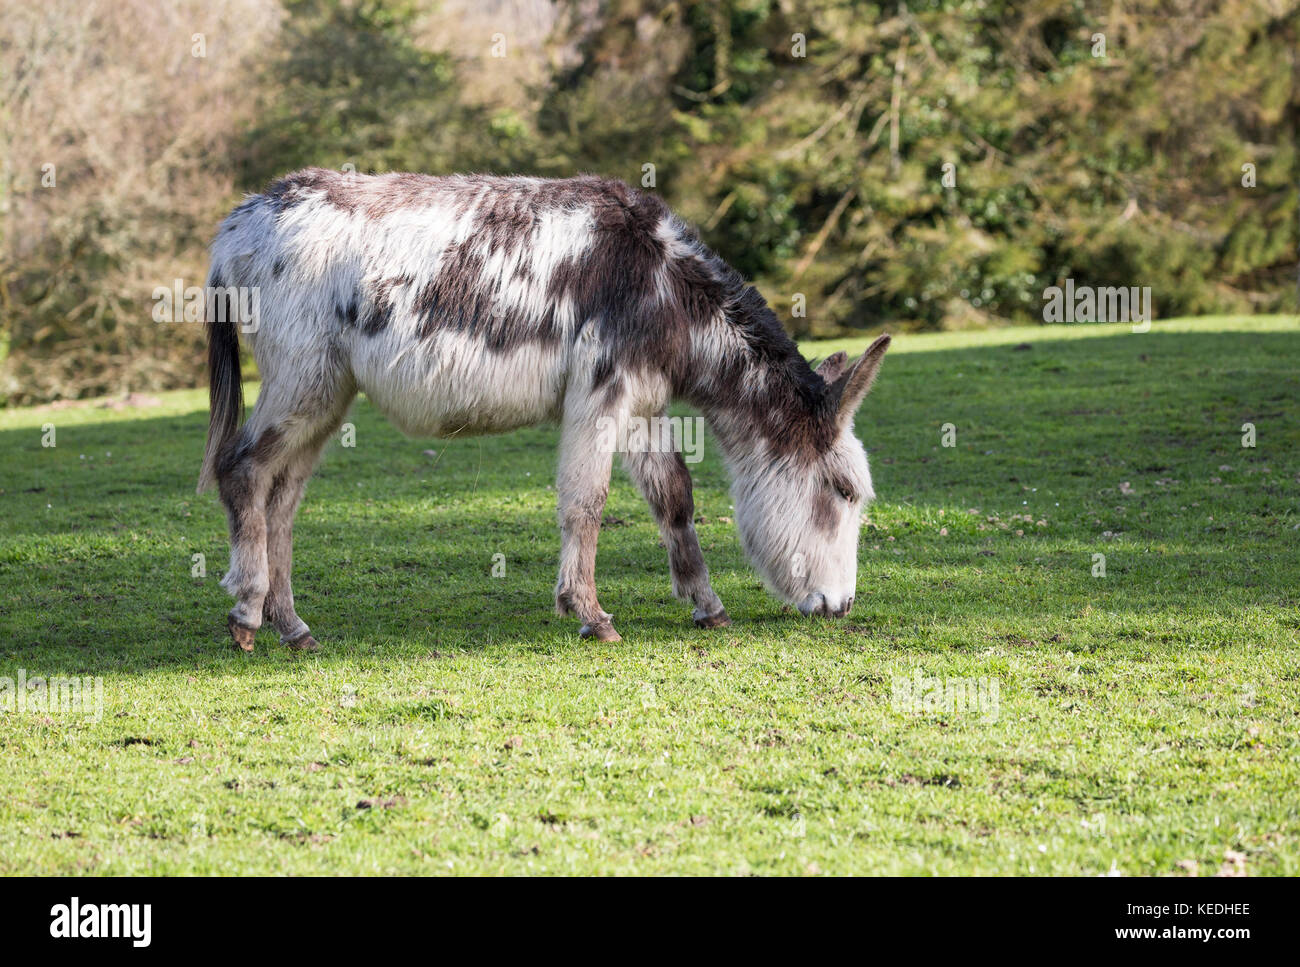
[
  {"x1": 827, "y1": 334, "x2": 891, "y2": 426},
  {"x1": 814, "y1": 350, "x2": 849, "y2": 384}
]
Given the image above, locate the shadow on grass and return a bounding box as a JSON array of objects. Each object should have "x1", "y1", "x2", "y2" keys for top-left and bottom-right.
[{"x1": 1, "y1": 328, "x2": 1296, "y2": 674}]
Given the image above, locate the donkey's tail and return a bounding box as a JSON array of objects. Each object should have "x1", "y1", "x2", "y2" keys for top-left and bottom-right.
[{"x1": 196, "y1": 269, "x2": 244, "y2": 494}]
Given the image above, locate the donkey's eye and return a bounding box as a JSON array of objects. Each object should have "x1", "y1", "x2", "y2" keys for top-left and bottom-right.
[{"x1": 834, "y1": 483, "x2": 855, "y2": 502}]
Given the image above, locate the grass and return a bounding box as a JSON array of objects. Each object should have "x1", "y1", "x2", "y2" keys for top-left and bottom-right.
[{"x1": 0, "y1": 314, "x2": 1297, "y2": 875}]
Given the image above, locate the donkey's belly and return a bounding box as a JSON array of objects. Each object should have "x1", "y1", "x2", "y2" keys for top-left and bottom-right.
[{"x1": 349, "y1": 331, "x2": 568, "y2": 438}]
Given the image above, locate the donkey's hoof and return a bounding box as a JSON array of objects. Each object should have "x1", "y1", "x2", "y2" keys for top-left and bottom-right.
[
  {"x1": 694, "y1": 609, "x2": 732, "y2": 630},
  {"x1": 227, "y1": 616, "x2": 257, "y2": 653},
  {"x1": 284, "y1": 633, "x2": 319, "y2": 652},
  {"x1": 579, "y1": 621, "x2": 622, "y2": 643}
]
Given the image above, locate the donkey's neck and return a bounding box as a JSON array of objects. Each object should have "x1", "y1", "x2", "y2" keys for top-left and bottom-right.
[{"x1": 676, "y1": 286, "x2": 831, "y2": 462}]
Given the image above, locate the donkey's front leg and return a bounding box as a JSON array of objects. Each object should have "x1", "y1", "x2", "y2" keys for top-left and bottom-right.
[
  {"x1": 624, "y1": 447, "x2": 730, "y2": 629},
  {"x1": 554, "y1": 412, "x2": 621, "y2": 642}
]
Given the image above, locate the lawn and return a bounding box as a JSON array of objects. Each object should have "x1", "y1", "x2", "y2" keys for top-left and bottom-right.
[{"x1": 0, "y1": 315, "x2": 1296, "y2": 875}]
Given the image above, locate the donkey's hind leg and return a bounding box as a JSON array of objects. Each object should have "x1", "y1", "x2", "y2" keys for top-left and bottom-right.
[
  {"x1": 216, "y1": 419, "x2": 284, "y2": 651},
  {"x1": 217, "y1": 371, "x2": 353, "y2": 652},
  {"x1": 262, "y1": 448, "x2": 319, "y2": 651},
  {"x1": 554, "y1": 395, "x2": 620, "y2": 642}
]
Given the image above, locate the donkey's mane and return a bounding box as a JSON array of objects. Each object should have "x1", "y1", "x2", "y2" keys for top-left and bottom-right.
[{"x1": 669, "y1": 229, "x2": 833, "y2": 455}]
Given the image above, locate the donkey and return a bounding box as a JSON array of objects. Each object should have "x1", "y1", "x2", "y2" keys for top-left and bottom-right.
[{"x1": 198, "y1": 168, "x2": 890, "y2": 651}]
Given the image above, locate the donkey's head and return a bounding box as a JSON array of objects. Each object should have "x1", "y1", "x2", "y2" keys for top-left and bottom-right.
[{"x1": 731, "y1": 335, "x2": 890, "y2": 618}]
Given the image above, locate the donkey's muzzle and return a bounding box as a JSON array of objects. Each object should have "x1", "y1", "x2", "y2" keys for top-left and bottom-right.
[{"x1": 797, "y1": 593, "x2": 853, "y2": 618}]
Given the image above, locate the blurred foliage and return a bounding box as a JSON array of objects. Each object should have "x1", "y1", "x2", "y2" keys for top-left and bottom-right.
[
  {"x1": 0, "y1": 0, "x2": 281, "y2": 404},
  {"x1": 237, "y1": 0, "x2": 533, "y2": 180},
  {"x1": 2, "y1": 0, "x2": 1297, "y2": 402}
]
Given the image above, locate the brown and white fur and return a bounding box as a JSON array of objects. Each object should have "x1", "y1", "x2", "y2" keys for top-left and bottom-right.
[{"x1": 198, "y1": 169, "x2": 890, "y2": 650}]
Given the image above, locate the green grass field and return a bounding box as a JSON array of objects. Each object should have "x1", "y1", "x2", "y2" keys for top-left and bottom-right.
[{"x1": 1, "y1": 316, "x2": 1297, "y2": 875}]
